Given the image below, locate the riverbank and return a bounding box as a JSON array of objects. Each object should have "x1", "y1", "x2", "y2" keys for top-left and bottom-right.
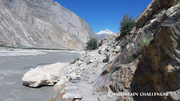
[
  {"x1": 0, "y1": 47, "x2": 80, "y2": 57},
  {"x1": 0, "y1": 50, "x2": 80, "y2": 101}
]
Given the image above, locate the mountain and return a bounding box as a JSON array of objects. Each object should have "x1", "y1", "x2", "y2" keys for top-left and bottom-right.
[
  {"x1": 96, "y1": 29, "x2": 115, "y2": 39},
  {"x1": 0, "y1": 0, "x2": 97, "y2": 50}
]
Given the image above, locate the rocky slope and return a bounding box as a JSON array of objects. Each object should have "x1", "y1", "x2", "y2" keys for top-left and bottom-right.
[
  {"x1": 48, "y1": 36, "x2": 119, "y2": 101},
  {"x1": 95, "y1": 0, "x2": 180, "y2": 101},
  {"x1": 0, "y1": 0, "x2": 96, "y2": 50}
]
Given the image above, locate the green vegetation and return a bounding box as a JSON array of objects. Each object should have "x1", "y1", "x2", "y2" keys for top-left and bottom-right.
[
  {"x1": 119, "y1": 13, "x2": 135, "y2": 38},
  {"x1": 86, "y1": 38, "x2": 98, "y2": 50},
  {"x1": 128, "y1": 55, "x2": 134, "y2": 62},
  {"x1": 70, "y1": 58, "x2": 78, "y2": 64}
]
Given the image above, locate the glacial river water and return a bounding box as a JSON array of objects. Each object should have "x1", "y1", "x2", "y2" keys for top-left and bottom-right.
[{"x1": 0, "y1": 50, "x2": 79, "y2": 101}]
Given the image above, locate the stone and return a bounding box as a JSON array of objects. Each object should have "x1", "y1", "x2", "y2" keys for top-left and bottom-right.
[
  {"x1": 62, "y1": 93, "x2": 82, "y2": 100},
  {"x1": 77, "y1": 61, "x2": 83, "y2": 66},
  {"x1": 53, "y1": 76, "x2": 69, "y2": 91},
  {"x1": 98, "y1": 34, "x2": 117, "y2": 47},
  {"x1": 98, "y1": 44, "x2": 109, "y2": 55},
  {"x1": 69, "y1": 72, "x2": 81, "y2": 80},
  {"x1": 22, "y1": 62, "x2": 69, "y2": 87},
  {"x1": 113, "y1": 48, "x2": 120, "y2": 53},
  {"x1": 89, "y1": 56, "x2": 98, "y2": 63},
  {"x1": 70, "y1": 60, "x2": 75, "y2": 64}
]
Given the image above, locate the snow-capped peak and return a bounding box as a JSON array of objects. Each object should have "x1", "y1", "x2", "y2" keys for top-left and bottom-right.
[
  {"x1": 96, "y1": 29, "x2": 115, "y2": 39},
  {"x1": 96, "y1": 29, "x2": 115, "y2": 35}
]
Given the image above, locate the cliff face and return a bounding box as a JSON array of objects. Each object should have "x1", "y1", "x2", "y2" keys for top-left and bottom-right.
[
  {"x1": 0, "y1": 0, "x2": 96, "y2": 49},
  {"x1": 95, "y1": 0, "x2": 180, "y2": 101},
  {"x1": 131, "y1": 15, "x2": 180, "y2": 101}
]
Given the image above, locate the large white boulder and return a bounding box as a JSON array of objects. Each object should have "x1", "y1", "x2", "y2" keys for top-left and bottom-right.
[{"x1": 22, "y1": 62, "x2": 69, "y2": 87}]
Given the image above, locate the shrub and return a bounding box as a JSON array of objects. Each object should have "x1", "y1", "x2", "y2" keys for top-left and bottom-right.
[
  {"x1": 86, "y1": 38, "x2": 98, "y2": 50},
  {"x1": 119, "y1": 13, "x2": 135, "y2": 38},
  {"x1": 70, "y1": 58, "x2": 78, "y2": 64}
]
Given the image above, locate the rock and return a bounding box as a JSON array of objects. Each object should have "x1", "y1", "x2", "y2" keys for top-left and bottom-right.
[
  {"x1": 89, "y1": 56, "x2": 98, "y2": 63},
  {"x1": 134, "y1": 0, "x2": 177, "y2": 28},
  {"x1": 70, "y1": 60, "x2": 75, "y2": 64},
  {"x1": 64, "y1": 86, "x2": 80, "y2": 91},
  {"x1": 77, "y1": 61, "x2": 83, "y2": 66},
  {"x1": 53, "y1": 76, "x2": 69, "y2": 91},
  {"x1": 98, "y1": 44, "x2": 108, "y2": 55},
  {"x1": 131, "y1": 13, "x2": 180, "y2": 101},
  {"x1": 62, "y1": 93, "x2": 82, "y2": 100},
  {"x1": 50, "y1": 85, "x2": 82, "y2": 101},
  {"x1": 94, "y1": 1, "x2": 180, "y2": 101},
  {"x1": 0, "y1": 0, "x2": 97, "y2": 50},
  {"x1": 113, "y1": 48, "x2": 120, "y2": 53},
  {"x1": 22, "y1": 62, "x2": 69, "y2": 87},
  {"x1": 69, "y1": 72, "x2": 81, "y2": 80},
  {"x1": 116, "y1": 0, "x2": 179, "y2": 64},
  {"x1": 98, "y1": 34, "x2": 117, "y2": 47}
]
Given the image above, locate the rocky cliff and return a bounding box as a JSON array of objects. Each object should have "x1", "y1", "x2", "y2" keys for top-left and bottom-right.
[
  {"x1": 95, "y1": 0, "x2": 180, "y2": 101},
  {"x1": 0, "y1": 0, "x2": 96, "y2": 50}
]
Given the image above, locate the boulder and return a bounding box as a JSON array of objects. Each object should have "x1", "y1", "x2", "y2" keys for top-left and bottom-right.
[
  {"x1": 22, "y1": 62, "x2": 69, "y2": 87},
  {"x1": 77, "y1": 61, "x2": 83, "y2": 66},
  {"x1": 98, "y1": 44, "x2": 108, "y2": 55},
  {"x1": 69, "y1": 72, "x2": 81, "y2": 80},
  {"x1": 113, "y1": 48, "x2": 120, "y2": 53},
  {"x1": 89, "y1": 56, "x2": 98, "y2": 63},
  {"x1": 53, "y1": 76, "x2": 69, "y2": 91},
  {"x1": 70, "y1": 60, "x2": 75, "y2": 64},
  {"x1": 62, "y1": 93, "x2": 82, "y2": 100}
]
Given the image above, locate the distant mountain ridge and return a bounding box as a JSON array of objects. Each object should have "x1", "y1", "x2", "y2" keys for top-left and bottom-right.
[
  {"x1": 0, "y1": 0, "x2": 97, "y2": 50},
  {"x1": 96, "y1": 29, "x2": 115, "y2": 39}
]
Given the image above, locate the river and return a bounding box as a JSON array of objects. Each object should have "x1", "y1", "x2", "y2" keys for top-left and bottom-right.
[{"x1": 0, "y1": 50, "x2": 79, "y2": 101}]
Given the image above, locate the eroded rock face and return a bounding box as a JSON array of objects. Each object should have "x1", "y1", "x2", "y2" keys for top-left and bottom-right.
[
  {"x1": 118, "y1": 0, "x2": 180, "y2": 64},
  {"x1": 94, "y1": 59, "x2": 139, "y2": 101},
  {"x1": 94, "y1": 1, "x2": 180, "y2": 101},
  {"x1": 0, "y1": 0, "x2": 96, "y2": 50},
  {"x1": 131, "y1": 13, "x2": 180, "y2": 101},
  {"x1": 134, "y1": 0, "x2": 177, "y2": 28}
]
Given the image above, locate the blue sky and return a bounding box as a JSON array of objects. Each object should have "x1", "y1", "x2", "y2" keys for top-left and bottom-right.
[{"x1": 54, "y1": 0, "x2": 152, "y2": 33}]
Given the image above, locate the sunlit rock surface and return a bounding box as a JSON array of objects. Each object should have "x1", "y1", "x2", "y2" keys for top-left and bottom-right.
[
  {"x1": 22, "y1": 62, "x2": 69, "y2": 87},
  {"x1": 0, "y1": 0, "x2": 97, "y2": 50}
]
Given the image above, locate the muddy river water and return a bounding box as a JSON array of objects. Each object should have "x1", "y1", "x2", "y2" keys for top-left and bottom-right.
[{"x1": 0, "y1": 50, "x2": 79, "y2": 101}]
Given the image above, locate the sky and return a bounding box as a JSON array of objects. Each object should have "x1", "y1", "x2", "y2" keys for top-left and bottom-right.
[{"x1": 54, "y1": 0, "x2": 152, "y2": 33}]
